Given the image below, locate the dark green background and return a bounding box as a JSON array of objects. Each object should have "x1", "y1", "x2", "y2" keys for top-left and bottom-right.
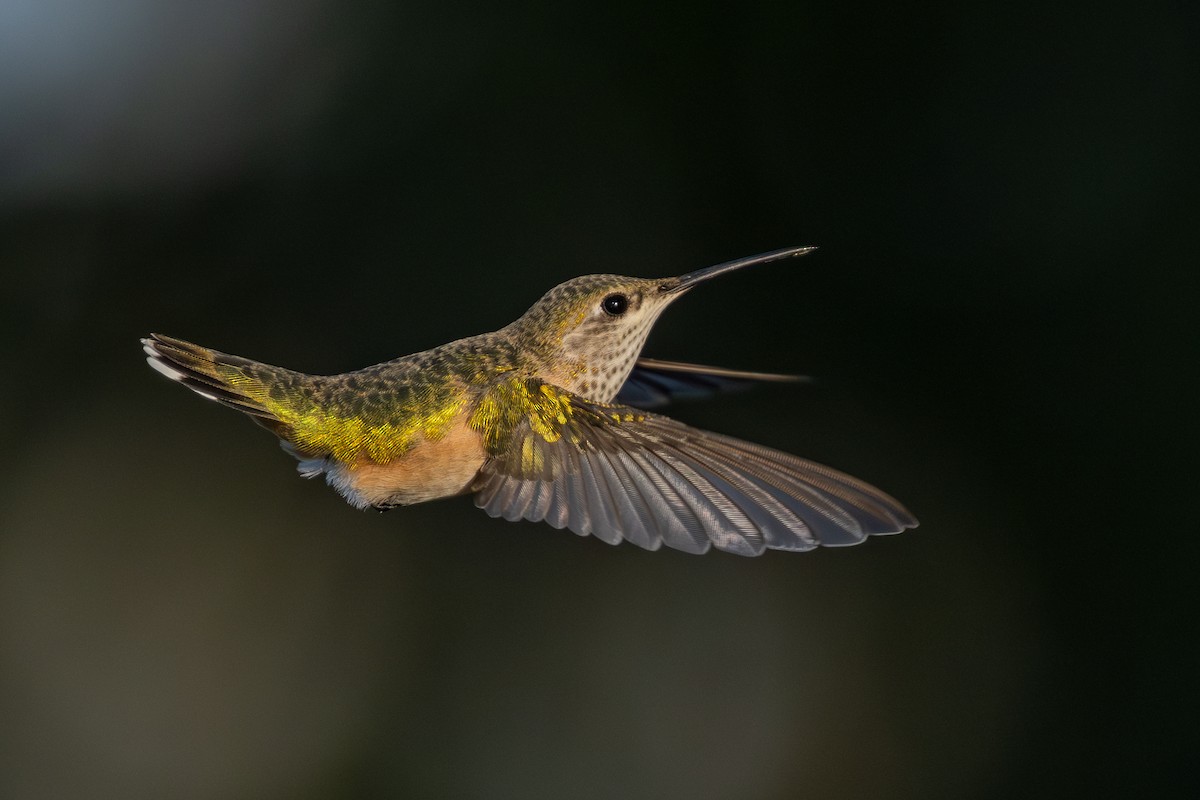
[{"x1": 1, "y1": 1, "x2": 1194, "y2": 797}]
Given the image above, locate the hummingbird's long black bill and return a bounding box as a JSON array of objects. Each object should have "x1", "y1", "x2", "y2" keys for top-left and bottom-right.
[{"x1": 662, "y1": 245, "x2": 817, "y2": 294}]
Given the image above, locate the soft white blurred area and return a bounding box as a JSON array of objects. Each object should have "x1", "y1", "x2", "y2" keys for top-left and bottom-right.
[{"x1": 0, "y1": 0, "x2": 335, "y2": 200}]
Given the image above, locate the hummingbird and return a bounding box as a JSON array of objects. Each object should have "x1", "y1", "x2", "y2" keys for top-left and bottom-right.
[{"x1": 143, "y1": 246, "x2": 917, "y2": 556}]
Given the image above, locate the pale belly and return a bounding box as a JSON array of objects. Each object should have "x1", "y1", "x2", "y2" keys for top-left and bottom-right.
[{"x1": 325, "y1": 419, "x2": 488, "y2": 509}]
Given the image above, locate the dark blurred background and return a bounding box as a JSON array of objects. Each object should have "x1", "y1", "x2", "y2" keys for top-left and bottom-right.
[{"x1": 0, "y1": 1, "x2": 1194, "y2": 797}]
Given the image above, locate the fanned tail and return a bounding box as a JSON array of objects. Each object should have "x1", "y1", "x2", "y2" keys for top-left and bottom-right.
[
  {"x1": 141, "y1": 333, "x2": 304, "y2": 435},
  {"x1": 145, "y1": 334, "x2": 345, "y2": 484}
]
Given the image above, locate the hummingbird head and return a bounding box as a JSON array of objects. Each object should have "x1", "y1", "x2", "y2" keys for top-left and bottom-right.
[{"x1": 512, "y1": 246, "x2": 815, "y2": 402}]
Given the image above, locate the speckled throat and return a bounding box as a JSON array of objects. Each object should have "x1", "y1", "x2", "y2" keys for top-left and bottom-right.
[
  {"x1": 557, "y1": 307, "x2": 668, "y2": 401},
  {"x1": 495, "y1": 273, "x2": 676, "y2": 403}
]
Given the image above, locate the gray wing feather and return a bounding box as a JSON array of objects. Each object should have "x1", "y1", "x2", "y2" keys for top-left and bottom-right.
[
  {"x1": 562, "y1": 445, "x2": 591, "y2": 535},
  {"x1": 675, "y1": 446, "x2": 819, "y2": 551},
  {"x1": 597, "y1": 447, "x2": 658, "y2": 548},
  {"x1": 621, "y1": 448, "x2": 707, "y2": 553},
  {"x1": 650, "y1": 443, "x2": 766, "y2": 556},
  {"x1": 665, "y1": 430, "x2": 892, "y2": 546},
  {"x1": 495, "y1": 477, "x2": 527, "y2": 522},
  {"x1": 602, "y1": 448, "x2": 663, "y2": 551},
  {"x1": 691, "y1": 433, "x2": 916, "y2": 534},
  {"x1": 472, "y1": 390, "x2": 916, "y2": 556},
  {"x1": 577, "y1": 446, "x2": 622, "y2": 544},
  {"x1": 543, "y1": 471, "x2": 571, "y2": 529},
  {"x1": 475, "y1": 470, "x2": 505, "y2": 510}
]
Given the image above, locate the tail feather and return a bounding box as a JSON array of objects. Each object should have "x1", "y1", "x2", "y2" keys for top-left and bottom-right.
[{"x1": 142, "y1": 334, "x2": 301, "y2": 428}]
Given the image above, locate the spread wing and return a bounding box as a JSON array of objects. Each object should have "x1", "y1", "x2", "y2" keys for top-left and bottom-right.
[
  {"x1": 615, "y1": 358, "x2": 808, "y2": 409},
  {"x1": 471, "y1": 380, "x2": 916, "y2": 556}
]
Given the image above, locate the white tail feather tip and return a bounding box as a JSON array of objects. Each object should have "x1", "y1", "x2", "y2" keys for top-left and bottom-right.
[{"x1": 146, "y1": 357, "x2": 186, "y2": 382}]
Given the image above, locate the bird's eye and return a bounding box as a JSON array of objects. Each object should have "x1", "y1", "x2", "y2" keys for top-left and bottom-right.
[{"x1": 601, "y1": 294, "x2": 628, "y2": 316}]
